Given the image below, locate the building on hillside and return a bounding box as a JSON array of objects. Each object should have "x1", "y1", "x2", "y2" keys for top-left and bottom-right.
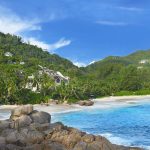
[
  {"x1": 137, "y1": 66, "x2": 143, "y2": 69},
  {"x1": 4, "y1": 52, "x2": 13, "y2": 57},
  {"x1": 28, "y1": 75, "x2": 35, "y2": 80},
  {"x1": 20, "y1": 62, "x2": 25, "y2": 65},
  {"x1": 25, "y1": 66, "x2": 70, "y2": 92},
  {"x1": 55, "y1": 71, "x2": 70, "y2": 84},
  {"x1": 38, "y1": 65, "x2": 70, "y2": 85},
  {"x1": 25, "y1": 75, "x2": 41, "y2": 92},
  {"x1": 139, "y1": 59, "x2": 149, "y2": 64}
]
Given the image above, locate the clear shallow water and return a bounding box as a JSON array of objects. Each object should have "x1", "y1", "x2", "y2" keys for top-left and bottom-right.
[
  {"x1": 0, "y1": 109, "x2": 11, "y2": 120},
  {"x1": 53, "y1": 102, "x2": 150, "y2": 149}
]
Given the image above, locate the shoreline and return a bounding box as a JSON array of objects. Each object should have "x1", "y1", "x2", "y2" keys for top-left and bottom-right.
[
  {"x1": 0, "y1": 105, "x2": 141, "y2": 150},
  {"x1": 0, "y1": 95, "x2": 149, "y2": 149},
  {"x1": 1, "y1": 95, "x2": 150, "y2": 114},
  {"x1": 96, "y1": 95, "x2": 150, "y2": 101}
]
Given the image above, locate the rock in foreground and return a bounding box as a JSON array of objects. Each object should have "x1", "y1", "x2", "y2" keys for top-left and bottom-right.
[{"x1": 0, "y1": 105, "x2": 142, "y2": 150}]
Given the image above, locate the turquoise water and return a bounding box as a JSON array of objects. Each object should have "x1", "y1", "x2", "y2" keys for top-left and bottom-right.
[{"x1": 53, "y1": 102, "x2": 150, "y2": 149}]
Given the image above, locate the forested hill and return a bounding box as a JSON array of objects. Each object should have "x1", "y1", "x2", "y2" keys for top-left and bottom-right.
[
  {"x1": 85, "y1": 49, "x2": 150, "y2": 77},
  {"x1": 86, "y1": 49, "x2": 150, "y2": 70},
  {"x1": 0, "y1": 32, "x2": 81, "y2": 77},
  {"x1": 0, "y1": 32, "x2": 83, "y2": 104},
  {"x1": 83, "y1": 49, "x2": 150, "y2": 98},
  {"x1": 1, "y1": 32, "x2": 150, "y2": 104}
]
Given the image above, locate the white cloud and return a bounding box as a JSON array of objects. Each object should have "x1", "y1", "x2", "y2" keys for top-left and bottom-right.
[
  {"x1": 24, "y1": 37, "x2": 50, "y2": 50},
  {"x1": 73, "y1": 61, "x2": 87, "y2": 67},
  {"x1": 96, "y1": 20, "x2": 128, "y2": 26},
  {"x1": 24, "y1": 37, "x2": 71, "y2": 52},
  {"x1": 48, "y1": 38, "x2": 71, "y2": 52},
  {"x1": 0, "y1": 6, "x2": 41, "y2": 34},
  {"x1": 0, "y1": 4, "x2": 71, "y2": 53},
  {"x1": 73, "y1": 60, "x2": 99, "y2": 67},
  {"x1": 89, "y1": 60, "x2": 96, "y2": 65},
  {"x1": 0, "y1": 5, "x2": 71, "y2": 52},
  {"x1": 117, "y1": 6, "x2": 143, "y2": 12}
]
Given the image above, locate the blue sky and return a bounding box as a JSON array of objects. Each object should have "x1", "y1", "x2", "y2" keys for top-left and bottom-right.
[{"x1": 0, "y1": 0, "x2": 150, "y2": 66}]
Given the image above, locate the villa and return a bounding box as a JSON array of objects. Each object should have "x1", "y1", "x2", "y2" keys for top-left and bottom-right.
[
  {"x1": 38, "y1": 65, "x2": 70, "y2": 84},
  {"x1": 4, "y1": 52, "x2": 13, "y2": 57},
  {"x1": 25, "y1": 66, "x2": 70, "y2": 92}
]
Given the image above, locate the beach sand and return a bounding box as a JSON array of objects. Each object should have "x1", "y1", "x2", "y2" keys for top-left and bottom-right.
[{"x1": 1, "y1": 95, "x2": 150, "y2": 115}]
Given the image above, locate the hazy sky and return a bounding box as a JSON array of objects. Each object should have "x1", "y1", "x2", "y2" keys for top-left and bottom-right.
[{"x1": 0, "y1": 0, "x2": 150, "y2": 66}]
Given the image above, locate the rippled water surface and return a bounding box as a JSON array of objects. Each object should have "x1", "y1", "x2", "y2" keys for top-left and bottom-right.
[{"x1": 53, "y1": 102, "x2": 150, "y2": 149}]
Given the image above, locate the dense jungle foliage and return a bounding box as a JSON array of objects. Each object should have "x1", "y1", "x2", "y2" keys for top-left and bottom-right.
[{"x1": 1, "y1": 32, "x2": 150, "y2": 104}]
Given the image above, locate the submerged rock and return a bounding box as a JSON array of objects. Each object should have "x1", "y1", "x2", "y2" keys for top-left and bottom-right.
[{"x1": 0, "y1": 105, "x2": 143, "y2": 150}]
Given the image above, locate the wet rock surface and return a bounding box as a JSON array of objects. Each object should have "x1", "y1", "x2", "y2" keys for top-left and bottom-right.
[{"x1": 0, "y1": 105, "x2": 143, "y2": 150}]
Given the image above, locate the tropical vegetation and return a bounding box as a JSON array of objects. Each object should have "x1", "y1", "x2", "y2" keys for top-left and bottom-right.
[{"x1": 1, "y1": 32, "x2": 150, "y2": 104}]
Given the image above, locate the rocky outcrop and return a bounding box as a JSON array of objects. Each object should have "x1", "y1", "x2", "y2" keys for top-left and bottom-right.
[
  {"x1": 10, "y1": 104, "x2": 33, "y2": 120},
  {"x1": 30, "y1": 110, "x2": 51, "y2": 124},
  {"x1": 0, "y1": 105, "x2": 142, "y2": 150},
  {"x1": 77, "y1": 100, "x2": 94, "y2": 106}
]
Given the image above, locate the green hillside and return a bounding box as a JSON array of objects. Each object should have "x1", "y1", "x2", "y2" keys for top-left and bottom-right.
[
  {"x1": 0, "y1": 32, "x2": 82, "y2": 76},
  {"x1": 0, "y1": 33, "x2": 83, "y2": 104},
  {"x1": 1, "y1": 32, "x2": 150, "y2": 104},
  {"x1": 86, "y1": 49, "x2": 150, "y2": 76},
  {"x1": 84, "y1": 50, "x2": 150, "y2": 97}
]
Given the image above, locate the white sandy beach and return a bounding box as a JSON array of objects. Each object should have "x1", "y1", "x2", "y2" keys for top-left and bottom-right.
[
  {"x1": 96, "y1": 95, "x2": 150, "y2": 102},
  {"x1": 0, "y1": 95, "x2": 150, "y2": 122},
  {"x1": 37, "y1": 95, "x2": 150, "y2": 114},
  {"x1": 1, "y1": 95, "x2": 150, "y2": 116}
]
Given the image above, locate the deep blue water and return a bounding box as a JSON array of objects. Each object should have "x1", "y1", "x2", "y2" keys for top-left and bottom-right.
[{"x1": 53, "y1": 102, "x2": 150, "y2": 149}]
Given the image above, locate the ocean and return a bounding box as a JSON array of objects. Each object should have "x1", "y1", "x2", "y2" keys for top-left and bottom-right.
[{"x1": 52, "y1": 101, "x2": 150, "y2": 149}]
